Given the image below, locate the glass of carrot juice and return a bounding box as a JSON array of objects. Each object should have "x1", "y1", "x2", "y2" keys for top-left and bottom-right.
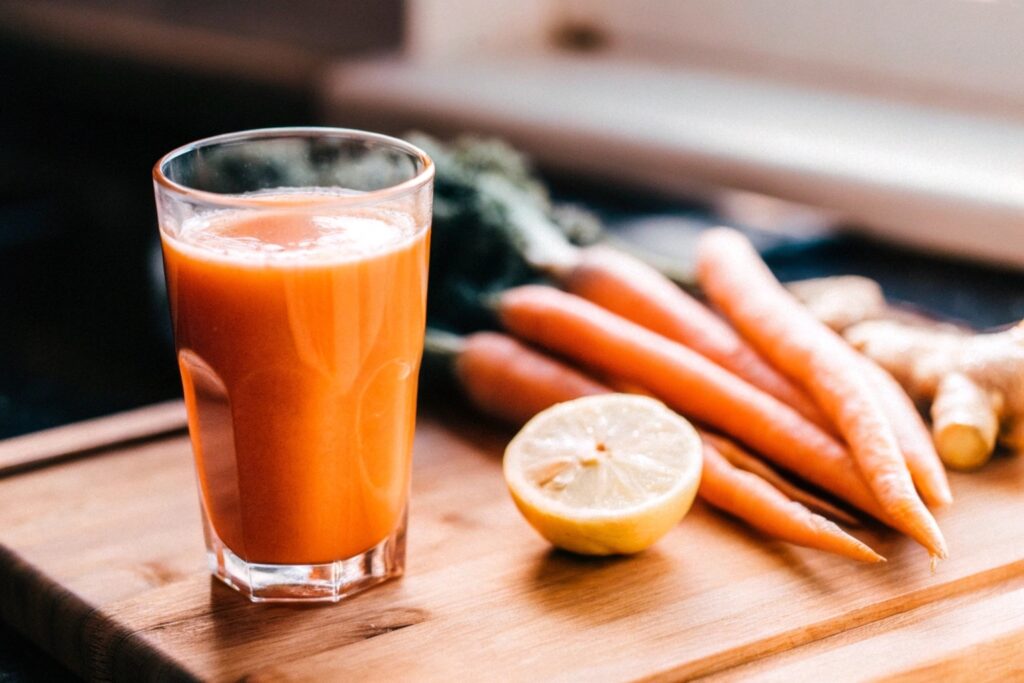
[{"x1": 153, "y1": 128, "x2": 433, "y2": 602}]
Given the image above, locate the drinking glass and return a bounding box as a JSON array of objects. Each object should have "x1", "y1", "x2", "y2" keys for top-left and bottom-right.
[{"x1": 153, "y1": 128, "x2": 433, "y2": 602}]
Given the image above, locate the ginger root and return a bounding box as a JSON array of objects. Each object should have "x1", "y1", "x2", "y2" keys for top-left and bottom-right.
[
  {"x1": 787, "y1": 276, "x2": 890, "y2": 332},
  {"x1": 790, "y1": 275, "x2": 1024, "y2": 470},
  {"x1": 930, "y1": 372, "x2": 1000, "y2": 469},
  {"x1": 844, "y1": 321, "x2": 1024, "y2": 470}
]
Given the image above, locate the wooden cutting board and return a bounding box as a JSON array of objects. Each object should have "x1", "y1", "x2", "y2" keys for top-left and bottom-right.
[{"x1": 1, "y1": 403, "x2": 1023, "y2": 681}]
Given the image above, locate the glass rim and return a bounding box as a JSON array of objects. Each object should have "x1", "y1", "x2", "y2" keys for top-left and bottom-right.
[{"x1": 152, "y1": 126, "x2": 435, "y2": 209}]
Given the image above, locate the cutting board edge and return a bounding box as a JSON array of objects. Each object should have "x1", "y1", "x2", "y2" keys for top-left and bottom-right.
[
  {"x1": 0, "y1": 542, "x2": 205, "y2": 682},
  {"x1": 0, "y1": 400, "x2": 188, "y2": 479}
]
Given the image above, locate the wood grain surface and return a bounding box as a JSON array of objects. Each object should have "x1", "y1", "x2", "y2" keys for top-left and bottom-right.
[
  {"x1": 0, "y1": 407, "x2": 1022, "y2": 681},
  {"x1": 0, "y1": 401, "x2": 187, "y2": 478}
]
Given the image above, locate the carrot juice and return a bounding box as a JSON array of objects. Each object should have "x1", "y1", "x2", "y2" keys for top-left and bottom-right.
[{"x1": 161, "y1": 194, "x2": 429, "y2": 567}]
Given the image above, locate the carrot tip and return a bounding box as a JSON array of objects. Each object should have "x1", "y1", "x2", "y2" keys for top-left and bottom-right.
[
  {"x1": 857, "y1": 550, "x2": 886, "y2": 564},
  {"x1": 849, "y1": 539, "x2": 886, "y2": 564},
  {"x1": 928, "y1": 543, "x2": 950, "y2": 570},
  {"x1": 924, "y1": 478, "x2": 955, "y2": 508}
]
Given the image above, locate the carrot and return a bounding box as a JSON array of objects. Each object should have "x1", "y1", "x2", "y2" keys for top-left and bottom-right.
[
  {"x1": 702, "y1": 432, "x2": 861, "y2": 528},
  {"x1": 426, "y1": 330, "x2": 607, "y2": 425},
  {"x1": 696, "y1": 228, "x2": 947, "y2": 559},
  {"x1": 564, "y1": 245, "x2": 830, "y2": 430},
  {"x1": 700, "y1": 440, "x2": 884, "y2": 563},
  {"x1": 863, "y1": 358, "x2": 954, "y2": 508},
  {"x1": 496, "y1": 285, "x2": 889, "y2": 522}
]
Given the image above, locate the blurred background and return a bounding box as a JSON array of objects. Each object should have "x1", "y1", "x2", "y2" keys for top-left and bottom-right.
[
  {"x1": 1, "y1": 0, "x2": 1023, "y2": 437},
  {"x1": 1, "y1": 0, "x2": 1023, "y2": 677}
]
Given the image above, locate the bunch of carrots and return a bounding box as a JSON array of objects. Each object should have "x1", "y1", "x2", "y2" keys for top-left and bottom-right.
[{"x1": 427, "y1": 228, "x2": 952, "y2": 565}]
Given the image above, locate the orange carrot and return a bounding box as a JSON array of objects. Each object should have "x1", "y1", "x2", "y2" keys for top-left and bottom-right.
[
  {"x1": 697, "y1": 228, "x2": 947, "y2": 559},
  {"x1": 565, "y1": 245, "x2": 830, "y2": 430},
  {"x1": 497, "y1": 285, "x2": 889, "y2": 523},
  {"x1": 702, "y1": 432, "x2": 861, "y2": 528},
  {"x1": 863, "y1": 358, "x2": 953, "y2": 508},
  {"x1": 700, "y1": 440, "x2": 884, "y2": 563},
  {"x1": 429, "y1": 330, "x2": 608, "y2": 425}
]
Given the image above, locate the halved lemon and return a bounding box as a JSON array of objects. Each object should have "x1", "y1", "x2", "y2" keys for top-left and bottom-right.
[{"x1": 503, "y1": 394, "x2": 703, "y2": 555}]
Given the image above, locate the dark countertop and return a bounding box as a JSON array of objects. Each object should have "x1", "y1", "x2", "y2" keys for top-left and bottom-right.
[{"x1": 0, "y1": 623, "x2": 73, "y2": 682}]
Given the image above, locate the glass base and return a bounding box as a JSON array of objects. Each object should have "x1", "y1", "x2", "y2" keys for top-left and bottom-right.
[{"x1": 205, "y1": 513, "x2": 406, "y2": 603}]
